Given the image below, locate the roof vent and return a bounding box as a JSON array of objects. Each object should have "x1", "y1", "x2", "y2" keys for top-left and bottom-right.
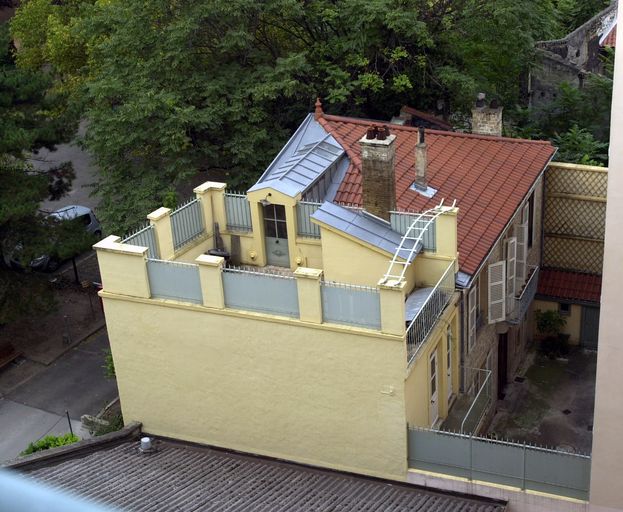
[{"x1": 139, "y1": 436, "x2": 155, "y2": 453}]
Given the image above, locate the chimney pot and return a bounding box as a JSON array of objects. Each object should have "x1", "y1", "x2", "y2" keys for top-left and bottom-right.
[
  {"x1": 366, "y1": 126, "x2": 377, "y2": 140},
  {"x1": 418, "y1": 126, "x2": 425, "y2": 144},
  {"x1": 475, "y1": 92, "x2": 486, "y2": 108},
  {"x1": 490, "y1": 98, "x2": 499, "y2": 109}
]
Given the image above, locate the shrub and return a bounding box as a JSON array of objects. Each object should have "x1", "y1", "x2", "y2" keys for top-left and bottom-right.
[
  {"x1": 103, "y1": 348, "x2": 115, "y2": 379},
  {"x1": 21, "y1": 433, "x2": 79, "y2": 456},
  {"x1": 535, "y1": 309, "x2": 566, "y2": 337}
]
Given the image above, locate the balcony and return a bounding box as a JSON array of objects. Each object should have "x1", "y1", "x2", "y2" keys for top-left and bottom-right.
[{"x1": 508, "y1": 265, "x2": 540, "y2": 323}]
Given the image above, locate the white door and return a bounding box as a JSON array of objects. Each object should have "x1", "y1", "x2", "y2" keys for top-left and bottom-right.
[
  {"x1": 429, "y1": 351, "x2": 439, "y2": 426},
  {"x1": 446, "y1": 326, "x2": 453, "y2": 401}
]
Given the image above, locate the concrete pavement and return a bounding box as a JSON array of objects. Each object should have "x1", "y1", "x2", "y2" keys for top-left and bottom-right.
[{"x1": 0, "y1": 329, "x2": 118, "y2": 462}]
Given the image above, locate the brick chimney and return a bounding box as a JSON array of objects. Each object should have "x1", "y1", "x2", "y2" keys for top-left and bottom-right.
[
  {"x1": 358, "y1": 125, "x2": 396, "y2": 221},
  {"x1": 471, "y1": 93, "x2": 503, "y2": 137},
  {"x1": 414, "y1": 126, "x2": 427, "y2": 191}
]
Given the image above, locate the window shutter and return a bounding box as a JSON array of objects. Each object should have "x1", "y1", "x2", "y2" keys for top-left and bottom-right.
[
  {"x1": 488, "y1": 261, "x2": 506, "y2": 323},
  {"x1": 468, "y1": 287, "x2": 477, "y2": 350},
  {"x1": 506, "y1": 237, "x2": 517, "y2": 314},
  {"x1": 516, "y1": 224, "x2": 528, "y2": 289},
  {"x1": 522, "y1": 203, "x2": 530, "y2": 224}
]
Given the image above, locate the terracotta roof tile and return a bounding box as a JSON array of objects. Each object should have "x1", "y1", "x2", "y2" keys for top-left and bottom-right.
[
  {"x1": 602, "y1": 24, "x2": 616, "y2": 47},
  {"x1": 537, "y1": 268, "x2": 602, "y2": 303},
  {"x1": 318, "y1": 114, "x2": 556, "y2": 275}
]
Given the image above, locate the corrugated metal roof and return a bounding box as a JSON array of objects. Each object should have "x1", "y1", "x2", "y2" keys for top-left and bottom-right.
[
  {"x1": 312, "y1": 202, "x2": 420, "y2": 262},
  {"x1": 22, "y1": 438, "x2": 506, "y2": 512},
  {"x1": 248, "y1": 114, "x2": 344, "y2": 198}
]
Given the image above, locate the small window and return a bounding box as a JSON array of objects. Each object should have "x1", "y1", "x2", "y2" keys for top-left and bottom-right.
[{"x1": 559, "y1": 303, "x2": 571, "y2": 316}]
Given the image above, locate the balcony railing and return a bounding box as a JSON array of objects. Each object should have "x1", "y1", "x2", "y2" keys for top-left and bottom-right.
[
  {"x1": 406, "y1": 261, "x2": 455, "y2": 364},
  {"x1": 460, "y1": 367, "x2": 492, "y2": 434},
  {"x1": 509, "y1": 265, "x2": 540, "y2": 323}
]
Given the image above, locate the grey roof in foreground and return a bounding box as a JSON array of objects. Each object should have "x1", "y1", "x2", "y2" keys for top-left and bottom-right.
[
  {"x1": 312, "y1": 202, "x2": 421, "y2": 262},
  {"x1": 248, "y1": 114, "x2": 344, "y2": 197},
  {"x1": 21, "y1": 437, "x2": 506, "y2": 512}
]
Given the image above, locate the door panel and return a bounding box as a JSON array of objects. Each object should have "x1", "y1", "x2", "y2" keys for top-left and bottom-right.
[
  {"x1": 429, "y1": 351, "x2": 439, "y2": 426},
  {"x1": 264, "y1": 204, "x2": 290, "y2": 267},
  {"x1": 581, "y1": 306, "x2": 600, "y2": 350}
]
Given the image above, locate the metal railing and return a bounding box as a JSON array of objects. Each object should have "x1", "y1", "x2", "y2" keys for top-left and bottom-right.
[
  {"x1": 171, "y1": 197, "x2": 205, "y2": 250},
  {"x1": 146, "y1": 258, "x2": 203, "y2": 304},
  {"x1": 460, "y1": 367, "x2": 492, "y2": 435},
  {"x1": 406, "y1": 262, "x2": 455, "y2": 364},
  {"x1": 321, "y1": 281, "x2": 381, "y2": 330},
  {"x1": 408, "y1": 427, "x2": 591, "y2": 500},
  {"x1": 222, "y1": 266, "x2": 299, "y2": 318},
  {"x1": 510, "y1": 265, "x2": 540, "y2": 322},
  {"x1": 122, "y1": 223, "x2": 159, "y2": 258},
  {"x1": 390, "y1": 211, "x2": 437, "y2": 251},
  {"x1": 225, "y1": 191, "x2": 252, "y2": 232},
  {"x1": 297, "y1": 201, "x2": 322, "y2": 238}
]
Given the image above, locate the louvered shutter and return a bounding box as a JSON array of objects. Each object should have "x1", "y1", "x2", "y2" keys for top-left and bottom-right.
[
  {"x1": 516, "y1": 223, "x2": 528, "y2": 289},
  {"x1": 468, "y1": 286, "x2": 477, "y2": 350},
  {"x1": 506, "y1": 238, "x2": 517, "y2": 315},
  {"x1": 488, "y1": 261, "x2": 506, "y2": 323}
]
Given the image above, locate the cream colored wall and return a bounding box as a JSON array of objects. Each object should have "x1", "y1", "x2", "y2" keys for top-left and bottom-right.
[
  {"x1": 103, "y1": 295, "x2": 408, "y2": 480},
  {"x1": 589, "y1": 31, "x2": 623, "y2": 511},
  {"x1": 405, "y1": 303, "x2": 459, "y2": 427},
  {"x1": 533, "y1": 299, "x2": 582, "y2": 345},
  {"x1": 320, "y1": 227, "x2": 396, "y2": 287}
]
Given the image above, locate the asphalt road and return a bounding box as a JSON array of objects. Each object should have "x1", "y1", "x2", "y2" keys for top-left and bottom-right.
[
  {"x1": 0, "y1": 330, "x2": 118, "y2": 462},
  {"x1": 33, "y1": 121, "x2": 101, "y2": 213}
]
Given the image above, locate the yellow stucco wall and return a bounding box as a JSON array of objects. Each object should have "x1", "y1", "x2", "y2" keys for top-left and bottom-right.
[
  {"x1": 103, "y1": 295, "x2": 408, "y2": 480},
  {"x1": 533, "y1": 299, "x2": 582, "y2": 345}
]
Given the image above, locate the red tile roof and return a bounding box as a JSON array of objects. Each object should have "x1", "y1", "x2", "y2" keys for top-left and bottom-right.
[
  {"x1": 317, "y1": 114, "x2": 556, "y2": 276},
  {"x1": 537, "y1": 268, "x2": 602, "y2": 303},
  {"x1": 601, "y1": 23, "x2": 616, "y2": 47}
]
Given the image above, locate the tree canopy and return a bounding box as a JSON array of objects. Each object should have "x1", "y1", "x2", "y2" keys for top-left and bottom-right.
[{"x1": 8, "y1": 0, "x2": 612, "y2": 233}]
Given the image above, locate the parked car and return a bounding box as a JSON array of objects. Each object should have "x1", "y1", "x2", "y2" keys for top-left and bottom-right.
[{"x1": 8, "y1": 206, "x2": 102, "y2": 272}]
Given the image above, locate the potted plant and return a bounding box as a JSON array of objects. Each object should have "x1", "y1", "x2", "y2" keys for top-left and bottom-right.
[{"x1": 535, "y1": 309, "x2": 568, "y2": 358}]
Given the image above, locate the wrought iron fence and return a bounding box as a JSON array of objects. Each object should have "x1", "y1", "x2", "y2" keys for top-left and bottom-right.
[
  {"x1": 321, "y1": 281, "x2": 381, "y2": 330},
  {"x1": 122, "y1": 223, "x2": 159, "y2": 259},
  {"x1": 406, "y1": 262, "x2": 455, "y2": 364},
  {"x1": 147, "y1": 259, "x2": 203, "y2": 304},
  {"x1": 460, "y1": 367, "x2": 492, "y2": 435},
  {"x1": 408, "y1": 427, "x2": 591, "y2": 500},
  {"x1": 297, "y1": 201, "x2": 322, "y2": 238},
  {"x1": 225, "y1": 191, "x2": 252, "y2": 232},
  {"x1": 222, "y1": 266, "x2": 299, "y2": 318},
  {"x1": 170, "y1": 197, "x2": 205, "y2": 250},
  {"x1": 390, "y1": 212, "x2": 437, "y2": 251}
]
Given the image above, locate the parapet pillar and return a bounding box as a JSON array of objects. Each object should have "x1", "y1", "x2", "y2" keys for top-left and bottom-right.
[
  {"x1": 148, "y1": 207, "x2": 175, "y2": 260},
  {"x1": 196, "y1": 254, "x2": 225, "y2": 309},
  {"x1": 93, "y1": 236, "x2": 150, "y2": 298},
  {"x1": 294, "y1": 267, "x2": 323, "y2": 323},
  {"x1": 378, "y1": 278, "x2": 406, "y2": 336}
]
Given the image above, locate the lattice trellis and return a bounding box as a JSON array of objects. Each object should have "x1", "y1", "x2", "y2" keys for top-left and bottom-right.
[
  {"x1": 546, "y1": 165, "x2": 608, "y2": 197},
  {"x1": 544, "y1": 196, "x2": 606, "y2": 239},
  {"x1": 543, "y1": 237, "x2": 604, "y2": 274}
]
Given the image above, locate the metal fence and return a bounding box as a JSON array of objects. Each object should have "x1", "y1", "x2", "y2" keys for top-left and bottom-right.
[
  {"x1": 147, "y1": 259, "x2": 203, "y2": 304},
  {"x1": 122, "y1": 223, "x2": 159, "y2": 258},
  {"x1": 390, "y1": 212, "x2": 437, "y2": 251},
  {"x1": 406, "y1": 262, "x2": 455, "y2": 364},
  {"x1": 321, "y1": 281, "x2": 381, "y2": 330},
  {"x1": 408, "y1": 427, "x2": 591, "y2": 501},
  {"x1": 460, "y1": 368, "x2": 492, "y2": 435},
  {"x1": 225, "y1": 191, "x2": 253, "y2": 232},
  {"x1": 222, "y1": 267, "x2": 299, "y2": 318},
  {"x1": 510, "y1": 266, "x2": 540, "y2": 322},
  {"x1": 297, "y1": 201, "x2": 322, "y2": 238},
  {"x1": 170, "y1": 197, "x2": 205, "y2": 250}
]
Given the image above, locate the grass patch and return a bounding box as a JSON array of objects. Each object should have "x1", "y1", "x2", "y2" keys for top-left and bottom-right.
[{"x1": 21, "y1": 433, "x2": 79, "y2": 456}]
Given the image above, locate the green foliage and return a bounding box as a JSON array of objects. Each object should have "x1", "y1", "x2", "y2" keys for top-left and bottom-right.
[
  {"x1": 553, "y1": 125, "x2": 608, "y2": 166},
  {"x1": 0, "y1": 21, "x2": 81, "y2": 324},
  {"x1": 535, "y1": 309, "x2": 567, "y2": 337},
  {"x1": 21, "y1": 433, "x2": 79, "y2": 455},
  {"x1": 93, "y1": 413, "x2": 124, "y2": 436},
  {"x1": 555, "y1": 0, "x2": 610, "y2": 34},
  {"x1": 103, "y1": 348, "x2": 115, "y2": 379}
]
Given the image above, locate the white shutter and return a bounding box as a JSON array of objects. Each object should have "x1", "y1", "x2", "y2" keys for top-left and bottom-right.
[
  {"x1": 516, "y1": 223, "x2": 528, "y2": 289},
  {"x1": 506, "y1": 237, "x2": 517, "y2": 315},
  {"x1": 468, "y1": 287, "x2": 477, "y2": 350},
  {"x1": 522, "y1": 202, "x2": 530, "y2": 224},
  {"x1": 488, "y1": 261, "x2": 506, "y2": 323}
]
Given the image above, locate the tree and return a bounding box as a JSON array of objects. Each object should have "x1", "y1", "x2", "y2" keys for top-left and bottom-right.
[
  {"x1": 0, "y1": 22, "x2": 80, "y2": 324},
  {"x1": 10, "y1": 0, "x2": 562, "y2": 233},
  {"x1": 553, "y1": 125, "x2": 608, "y2": 166}
]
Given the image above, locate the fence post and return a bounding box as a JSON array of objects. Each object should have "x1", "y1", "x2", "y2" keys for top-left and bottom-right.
[
  {"x1": 148, "y1": 207, "x2": 175, "y2": 260},
  {"x1": 294, "y1": 267, "x2": 323, "y2": 323},
  {"x1": 469, "y1": 434, "x2": 474, "y2": 482},
  {"x1": 195, "y1": 254, "x2": 225, "y2": 309},
  {"x1": 378, "y1": 278, "x2": 406, "y2": 336},
  {"x1": 522, "y1": 442, "x2": 527, "y2": 490},
  {"x1": 93, "y1": 236, "x2": 151, "y2": 298},
  {"x1": 193, "y1": 181, "x2": 227, "y2": 236}
]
